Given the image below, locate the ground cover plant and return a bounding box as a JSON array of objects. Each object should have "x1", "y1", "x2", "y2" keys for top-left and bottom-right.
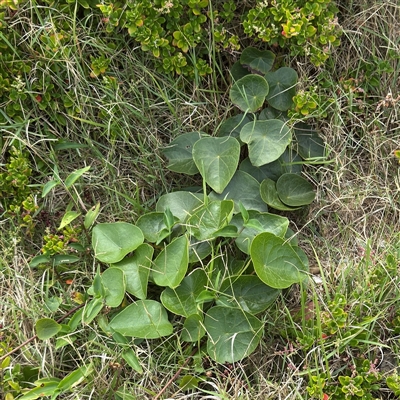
[{"x1": 1, "y1": 0, "x2": 400, "y2": 399}]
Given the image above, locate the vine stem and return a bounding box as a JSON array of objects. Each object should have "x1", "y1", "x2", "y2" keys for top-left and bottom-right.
[
  {"x1": 0, "y1": 303, "x2": 85, "y2": 363},
  {"x1": 154, "y1": 347, "x2": 198, "y2": 400}
]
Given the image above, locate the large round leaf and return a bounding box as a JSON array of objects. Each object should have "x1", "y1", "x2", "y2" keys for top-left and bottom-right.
[
  {"x1": 161, "y1": 131, "x2": 207, "y2": 175},
  {"x1": 152, "y1": 235, "x2": 189, "y2": 288},
  {"x1": 260, "y1": 178, "x2": 300, "y2": 211},
  {"x1": 109, "y1": 300, "x2": 173, "y2": 339},
  {"x1": 92, "y1": 223, "x2": 144, "y2": 264},
  {"x1": 193, "y1": 137, "x2": 240, "y2": 194},
  {"x1": 205, "y1": 306, "x2": 263, "y2": 363},
  {"x1": 240, "y1": 120, "x2": 292, "y2": 166},
  {"x1": 209, "y1": 170, "x2": 268, "y2": 213},
  {"x1": 161, "y1": 269, "x2": 207, "y2": 317},
  {"x1": 156, "y1": 191, "x2": 203, "y2": 222},
  {"x1": 265, "y1": 67, "x2": 298, "y2": 111},
  {"x1": 101, "y1": 267, "x2": 125, "y2": 307},
  {"x1": 112, "y1": 243, "x2": 153, "y2": 299},
  {"x1": 276, "y1": 173, "x2": 315, "y2": 206},
  {"x1": 240, "y1": 47, "x2": 275, "y2": 74},
  {"x1": 251, "y1": 232, "x2": 308, "y2": 289},
  {"x1": 217, "y1": 276, "x2": 281, "y2": 314},
  {"x1": 230, "y1": 75, "x2": 269, "y2": 113}
]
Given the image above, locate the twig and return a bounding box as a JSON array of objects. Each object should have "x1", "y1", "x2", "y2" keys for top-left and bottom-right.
[
  {"x1": 154, "y1": 347, "x2": 198, "y2": 400},
  {"x1": 0, "y1": 303, "x2": 85, "y2": 363}
]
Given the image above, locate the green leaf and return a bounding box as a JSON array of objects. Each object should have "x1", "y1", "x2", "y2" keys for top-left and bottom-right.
[
  {"x1": 156, "y1": 191, "x2": 203, "y2": 222},
  {"x1": 193, "y1": 136, "x2": 240, "y2": 194},
  {"x1": 187, "y1": 200, "x2": 234, "y2": 240},
  {"x1": 181, "y1": 314, "x2": 206, "y2": 342},
  {"x1": 152, "y1": 236, "x2": 189, "y2": 288},
  {"x1": 276, "y1": 173, "x2": 315, "y2": 206},
  {"x1": 58, "y1": 211, "x2": 81, "y2": 230},
  {"x1": 57, "y1": 363, "x2": 93, "y2": 392},
  {"x1": 240, "y1": 120, "x2": 292, "y2": 166},
  {"x1": 42, "y1": 180, "x2": 60, "y2": 197},
  {"x1": 188, "y1": 237, "x2": 212, "y2": 263},
  {"x1": 260, "y1": 178, "x2": 300, "y2": 211},
  {"x1": 136, "y1": 212, "x2": 179, "y2": 244},
  {"x1": 162, "y1": 131, "x2": 207, "y2": 175},
  {"x1": 121, "y1": 348, "x2": 143, "y2": 373},
  {"x1": 19, "y1": 379, "x2": 61, "y2": 400},
  {"x1": 82, "y1": 297, "x2": 104, "y2": 324},
  {"x1": 251, "y1": 232, "x2": 308, "y2": 289},
  {"x1": 240, "y1": 47, "x2": 275, "y2": 74},
  {"x1": 209, "y1": 170, "x2": 268, "y2": 213},
  {"x1": 230, "y1": 60, "x2": 251, "y2": 81},
  {"x1": 217, "y1": 114, "x2": 251, "y2": 141},
  {"x1": 112, "y1": 244, "x2": 153, "y2": 299},
  {"x1": 205, "y1": 306, "x2": 263, "y2": 363},
  {"x1": 84, "y1": 202, "x2": 100, "y2": 229},
  {"x1": 64, "y1": 166, "x2": 91, "y2": 188},
  {"x1": 265, "y1": 67, "x2": 298, "y2": 111},
  {"x1": 160, "y1": 269, "x2": 207, "y2": 317},
  {"x1": 101, "y1": 267, "x2": 125, "y2": 307},
  {"x1": 53, "y1": 141, "x2": 88, "y2": 151},
  {"x1": 92, "y1": 223, "x2": 144, "y2": 264},
  {"x1": 179, "y1": 375, "x2": 200, "y2": 391},
  {"x1": 35, "y1": 318, "x2": 62, "y2": 340},
  {"x1": 230, "y1": 75, "x2": 269, "y2": 112},
  {"x1": 29, "y1": 255, "x2": 51, "y2": 267},
  {"x1": 109, "y1": 300, "x2": 173, "y2": 338},
  {"x1": 217, "y1": 276, "x2": 280, "y2": 314},
  {"x1": 294, "y1": 123, "x2": 325, "y2": 159},
  {"x1": 52, "y1": 255, "x2": 80, "y2": 265}
]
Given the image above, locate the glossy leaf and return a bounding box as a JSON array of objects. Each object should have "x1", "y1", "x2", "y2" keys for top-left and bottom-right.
[
  {"x1": 101, "y1": 267, "x2": 125, "y2": 307},
  {"x1": 209, "y1": 170, "x2": 268, "y2": 213},
  {"x1": 152, "y1": 235, "x2": 189, "y2": 288},
  {"x1": 265, "y1": 67, "x2": 298, "y2": 111},
  {"x1": 251, "y1": 232, "x2": 308, "y2": 289},
  {"x1": 161, "y1": 269, "x2": 207, "y2": 317},
  {"x1": 276, "y1": 173, "x2": 315, "y2": 206},
  {"x1": 112, "y1": 244, "x2": 153, "y2": 299},
  {"x1": 162, "y1": 131, "x2": 207, "y2": 175},
  {"x1": 181, "y1": 314, "x2": 206, "y2": 342},
  {"x1": 193, "y1": 136, "x2": 240, "y2": 194},
  {"x1": 217, "y1": 275, "x2": 281, "y2": 314},
  {"x1": 205, "y1": 306, "x2": 263, "y2": 363},
  {"x1": 230, "y1": 75, "x2": 269, "y2": 112},
  {"x1": 188, "y1": 238, "x2": 212, "y2": 263},
  {"x1": 109, "y1": 300, "x2": 173, "y2": 338},
  {"x1": 92, "y1": 223, "x2": 144, "y2": 264},
  {"x1": 156, "y1": 191, "x2": 203, "y2": 222},
  {"x1": 260, "y1": 178, "x2": 300, "y2": 211},
  {"x1": 240, "y1": 47, "x2": 275, "y2": 74},
  {"x1": 240, "y1": 120, "x2": 292, "y2": 166},
  {"x1": 35, "y1": 318, "x2": 61, "y2": 340}
]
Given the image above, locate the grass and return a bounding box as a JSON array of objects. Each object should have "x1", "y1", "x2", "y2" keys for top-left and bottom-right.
[{"x1": 1, "y1": 0, "x2": 400, "y2": 399}]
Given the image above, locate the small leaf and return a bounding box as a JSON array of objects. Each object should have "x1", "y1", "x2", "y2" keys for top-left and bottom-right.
[
  {"x1": 230, "y1": 75, "x2": 269, "y2": 112},
  {"x1": 181, "y1": 314, "x2": 206, "y2": 342},
  {"x1": 240, "y1": 47, "x2": 275, "y2": 74},
  {"x1": 57, "y1": 364, "x2": 93, "y2": 392},
  {"x1": 29, "y1": 255, "x2": 51, "y2": 267},
  {"x1": 92, "y1": 223, "x2": 144, "y2": 264},
  {"x1": 42, "y1": 180, "x2": 60, "y2": 197},
  {"x1": 109, "y1": 300, "x2": 173, "y2": 338},
  {"x1": 121, "y1": 348, "x2": 143, "y2": 373},
  {"x1": 82, "y1": 297, "x2": 104, "y2": 324},
  {"x1": 53, "y1": 255, "x2": 80, "y2": 265},
  {"x1": 260, "y1": 178, "x2": 300, "y2": 211},
  {"x1": 18, "y1": 379, "x2": 61, "y2": 400},
  {"x1": 84, "y1": 203, "x2": 100, "y2": 229},
  {"x1": 65, "y1": 166, "x2": 91, "y2": 188},
  {"x1": 193, "y1": 136, "x2": 240, "y2": 194},
  {"x1": 58, "y1": 211, "x2": 81, "y2": 230},
  {"x1": 179, "y1": 375, "x2": 200, "y2": 391},
  {"x1": 294, "y1": 122, "x2": 325, "y2": 159},
  {"x1": 136, "y1": 212, "x2": 178, "y2": 243},
  {"x1": 217, "y1": 113, "x2": 251, "y2": 141},
  {"x1": 251, "y1": 232, "x2": 308, "y2": 289},
  {"x1": 102, "y1": 267, "x2": 125, "y2": 307},
  {"x1": 265, "y1": 67, "x2": 298, "y2": 111},
  {"x1": 276, "y1": 173, "x2": 315, "y2": 206},
  {"x1": 35, "y1": 318, "x2": 62, "y2": 340},
  {"x1": 205, "y1": 306, "x2": 263, "y2": 363}
]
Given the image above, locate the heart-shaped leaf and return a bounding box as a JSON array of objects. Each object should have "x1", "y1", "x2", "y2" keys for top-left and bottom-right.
[
  {"x1": 209, "y1": 170, "x2": 268, "y2": 213},
  {"x1": 109, "y1": 300, "x2": 173, "y2": 339},
  {"x1": 240, "y1": 47, "x2": 275, "y2": 74},
  {"x1": 112, "y1": 244, "x2": 153, "y2": 299},
  {"x1": 240, "y1": 120, "x2": 292, "y2": 166},
  {"x1": 161, "y1": 268, "x2": 207, "y2": 317},
  {"x1": 92, "y1": 223, "x2": 144, "y2": 264},
  {"x1": 136, "y1": 212, "x2": 179, "y2": 243},
  {"x1": 162, "y1": 131, "x2": 207, "y2": 175},
  {"x1": 260, "y1": 178, "x2": 300, "y2": 211},
  {"x1": 276, "y1": 173, "x2": 315, "y2": 206},
  {"x1": 265, "y1": 67, "x2": 298, "y2": 111},
  {"x1": 187, "y1": 200, "x2": 234, "y2": 240},
  {"x1": 251, "y1": 232, "x2": 308, "y2": 289},
  {"x1": 193, "y1": 136, "x2": 240, "y2": 194},
  {"x1": 217, "y1": 275, "x2": 281, "y2": 314},
  {"x1": 152, "y1": 235, "x2": 189, "y2": 288},
  {"x1": 181, "y1": 314, "x2": 206, "y2": 342},
  {"x1": 205, "y1": 306, "x2": 263, "y2": 363},
  {"x1": 156, "y1": 191, "x2": 203, "y2": 222},
  {"x1": 36, "y1": 318, "x2": 62, "y2": 340},
  {"x1": 230, "y1": 75, "x2": 269, "y2": 113},
  {"x1": 101, "y1": 267, "x2": 125, "y2": 307}
]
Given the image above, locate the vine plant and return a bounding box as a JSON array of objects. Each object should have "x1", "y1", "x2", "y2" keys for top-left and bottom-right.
[{"x1": 21, "y1": 48, "x2": 327, "y2": 397}]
